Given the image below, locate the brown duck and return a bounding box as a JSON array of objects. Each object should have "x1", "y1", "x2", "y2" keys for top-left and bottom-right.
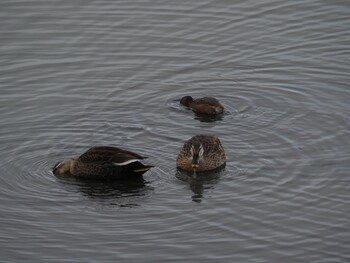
[
  {"x1": 53, "y1": 146, "x2": 153, "y2": 179},
  {"x1": 176, "y1": 135, "x2": 226, "y2": 173},
  {"x1": 180, "y1": 96, "x2": 224, "y2": 115}
]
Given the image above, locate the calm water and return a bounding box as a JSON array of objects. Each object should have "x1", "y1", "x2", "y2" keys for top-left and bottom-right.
[{"x1": 1, "y1": 0, "x2": 350, "y2": 262}]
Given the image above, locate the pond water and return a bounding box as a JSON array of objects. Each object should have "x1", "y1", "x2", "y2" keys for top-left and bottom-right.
[{"x1": 1, "y1": 0, "x2": 349, "y2": 262}]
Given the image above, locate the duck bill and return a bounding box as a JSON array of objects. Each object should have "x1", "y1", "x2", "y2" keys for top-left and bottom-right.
[
  {"x1": 191, "y1": 163, "x2": 199, "y2": 169},
  {"x1": 191, "y1": 157, "x2": 199, "y2": 175}
]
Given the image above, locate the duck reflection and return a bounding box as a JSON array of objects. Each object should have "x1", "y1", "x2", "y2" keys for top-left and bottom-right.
[
  {"x1": 57, "y1": 175, "x2": 150, "y2": 206},
  {"x1": 78, "y1": 177, "x2": 147, "y2": 199},
  {"x1": 176, "y1": 170, "x2": 222, "y2": 203},
  {"x1": 194, "y1": 112, "x2": 224, "y2": 123}
]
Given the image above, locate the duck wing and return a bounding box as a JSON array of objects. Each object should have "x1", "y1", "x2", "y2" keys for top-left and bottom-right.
[
  {"x1": 78, "y1": 146, "x2": 145, "y2": 164},
  {"x1": 194, "y1": 97, "x2": 221, "y2": 106},
  {"x1": 108, "y1": 152, "x2": 145, "y2": 166}
]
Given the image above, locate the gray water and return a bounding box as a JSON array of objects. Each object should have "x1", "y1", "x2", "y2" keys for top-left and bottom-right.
[{"x1": 1, "y1": 0, "x2": 350, "y2": 262}]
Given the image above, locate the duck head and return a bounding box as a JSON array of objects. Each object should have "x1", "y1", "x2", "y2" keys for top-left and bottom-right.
[
  {"x1": 190, "y1": 142, "x2": 204, "y2": 170},
  {"x1": 52, "y1": 158, "x2": 75, "y2": 175},
  {"x1": 180, "y1": 96, "x2": 194, "y2": 107}
]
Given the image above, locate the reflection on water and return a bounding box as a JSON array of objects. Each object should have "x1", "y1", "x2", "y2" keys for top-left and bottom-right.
[
  {"x1": 56, "y1": 175, "x2": 150, "y2": 206},
  {"x1": 0, "y1": 0, "x2": 349, "y2": 262},
  {"x1": 194, "y1": 112, "x2": 224, "y2": 123},
  {"x1": 176, "y1": 169, "x2": 222, "y2": 203}
]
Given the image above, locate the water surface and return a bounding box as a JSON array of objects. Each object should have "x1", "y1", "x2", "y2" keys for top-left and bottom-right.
[{"x1": 1, "y1": 0, "x2": 350, "y2": 262}]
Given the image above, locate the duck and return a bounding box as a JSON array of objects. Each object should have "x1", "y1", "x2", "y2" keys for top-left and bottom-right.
[
  {"x1": 52, "y1": 146, "x2": 153, "y2": 180},
  {"x1": 176, "y1": 135, "x2": 226, "y2": 173},
  {"x1": 180, "y1": 96, "x2": 224, "y2": 115}
]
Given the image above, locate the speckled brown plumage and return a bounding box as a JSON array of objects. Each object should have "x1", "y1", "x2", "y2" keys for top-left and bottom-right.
[
  {"x1": 53, "y1": 146, "x2": 153, "y2": 180},
  {"x1": 180, "y1": 96, "x2": 224, "y2": 115},
  {"x1": 176, "y1": 135, "x2": 226, "y2": 172}
]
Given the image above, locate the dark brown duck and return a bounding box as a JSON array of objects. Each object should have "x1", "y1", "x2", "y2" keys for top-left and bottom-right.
[
  {"x1": 180, "y1": 96, "x2": 224, "y2": 115},
  {"x1": 53, "y1": 146, "x2": 153, "y2": 179}
]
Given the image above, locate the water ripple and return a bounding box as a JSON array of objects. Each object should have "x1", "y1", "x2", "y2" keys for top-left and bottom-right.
[{"x1": 1, "y1": 0, "x2": 350, "y2": 262}]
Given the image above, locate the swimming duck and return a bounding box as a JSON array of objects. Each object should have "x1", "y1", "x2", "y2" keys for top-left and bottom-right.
[
  {"x1": 53, "y1": 146, "x2": 153, "y2": 179},
  {"x1": 176, "y1": 135, "x2": 226, "y2": 173},
  {"x1": 180, "y1": 96, "x2": 224, "y2": 115}
]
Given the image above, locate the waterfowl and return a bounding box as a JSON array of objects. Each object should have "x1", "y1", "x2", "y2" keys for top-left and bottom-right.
[
  {"x1": 180, "y1": 96, "x2": 224, "y2": 115},
  {"x1": 52, "y1": 146, "x2": 153, "y2": 180},
  {"x1": 176, "y1": 135, "x2": 226, "y2": 173}
]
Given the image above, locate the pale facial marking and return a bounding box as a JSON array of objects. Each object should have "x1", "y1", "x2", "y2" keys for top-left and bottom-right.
[
  {"x1": 198, "y1": 144, "x2": 204, "y2": 158},
  {"x1": 190, "y1": 145, "x2": 194, "y2": 157},
  {"x1": 55, "y1": 162, "x2": 63, "y2": 169}
]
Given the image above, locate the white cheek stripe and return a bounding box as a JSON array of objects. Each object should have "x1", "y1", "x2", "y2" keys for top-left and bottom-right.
[{"x1": 112, "y1": 159, "x2": 139, "y2": 166}]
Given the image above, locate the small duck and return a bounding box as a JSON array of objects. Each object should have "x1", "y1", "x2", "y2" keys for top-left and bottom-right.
[
  {"x1": 176, "y1": 135, "x2": 226, "y2": 173},
  {"x1": 53, "y1": 146, "x2": 153, "y2": 179},
  {"x1": 180, "y1": 96, "x2": 224, "y2": 115}
]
